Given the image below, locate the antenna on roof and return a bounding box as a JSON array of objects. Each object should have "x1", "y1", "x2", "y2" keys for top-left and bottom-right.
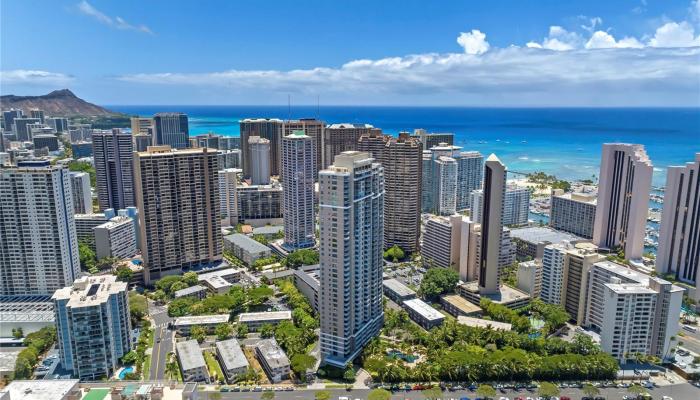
[
  {"x1": 317, "y1": 94, "x2": 320, "y2": 119},
  {"x1": 287, "y1": 94, "x2": 291, "y2": 121}
]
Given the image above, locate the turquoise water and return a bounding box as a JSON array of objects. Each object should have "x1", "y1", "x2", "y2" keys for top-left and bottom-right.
[
  {"x1": 118, "y1": 366, "x2": 134, "y2": 379},
  {"x1": 108, "y1": 106, "x2": 700, "y2": 186}
]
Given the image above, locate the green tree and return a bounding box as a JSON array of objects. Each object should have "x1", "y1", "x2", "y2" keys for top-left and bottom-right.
[
  {"x1": 12, "y1": 327, "x2": 23, "y2": 339},
  {"x1": 151, "y1": 289, "x2": 166, "y2": 304},
  {"x1": 78, "y1": 241, "x2": 96, "y2": 272},
  {"x1": 260, "y1": 323, "x2": 275, "y2": 338},
  {"x1": 170, "y1": 281, "x2": 189, "y2": 293},
  {"x1": 252, "y1": 234, "x2": 269, "y2": 245},
  {"x1": 476, "y1": 384, "x2": 496, "y2": 400},
  {"x1": 191, "y1": 325, "x2": 207, "y2": 343},
  {"x1": 420, "y1": 267, "x2": 459, "y2": 299},
  {"x1": 115, "y1": 265, "x2": 134, "y2": 282},
  {"x1": 628, "y1": 384, "x2": 647, "y2": 397},
  {"x1": 383, "y1": 245, "x2": 405, "y2": 262},
  {"x1": 14, "y1": 355, "x2": 33, "y2": 379},
  {"x1": 95, "y1": 256, "x2": 119, "y2": 270},
  {"x1": 121, "y1": 350, "x2": 138, "y2": 365},
  {"x1": 538, "y1": 382, "x2": 560, "y2": 399},
  {"x1": 343, "y1": 364, "x2": 356, "y2": 382},
  {"x1": 128, "y1": 292, "x2": 148, "y2": 324},
  {"x1": 314, "y1": 390, "x2": 331, "y2": 400},
  {"x1": 582, "y1": 383, "x2": 600, "y2": 397},
  {"x1": 183, "y1": 271, "x2": 199, "y2": 286},
  {"x1": 156, "y1": 275, "x2": 185, "y2": 294},
  {"x1": 165, "y1": 356, "x2": 180, "y2": 380},
  {"x1": 215, "y1": 323, "x2": 233, "y2": 340},
  {"x1": 286, "y1": 249, "x2": 319, "y2": 268},
  {"x1": 167, "y1": 296, "x2": 196, "y2": 317},
  {"x1": 290, "y1": 354, "x2": 316, "y2": 378},
  {"x1": 367, "y1": 388, "x2": 391, "y2": 400},
  {"x1": 236, "y1": 323, "x2": 249, "y2": 338}
]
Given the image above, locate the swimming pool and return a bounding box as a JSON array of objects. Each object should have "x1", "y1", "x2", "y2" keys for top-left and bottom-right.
[{"x1": 118, "y1": 366, "x2": 135, "y2": 380}]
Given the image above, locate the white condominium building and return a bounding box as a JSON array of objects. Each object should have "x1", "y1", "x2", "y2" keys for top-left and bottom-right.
[
  {"x1": 549, "y1": 189, "x2": 597, "y2": 239},
  {"x1": 69, "y1": 171, "x2": 92, "y2": 214},
  {"x1": 471, "y1": 186, "x2": 530, "y2": 227},
  {"x1": 94, "y1": 216, "x2": 137, "y2": 259},
  {"x1": 585, "y1": 261, "x2": 682, "y2": 362},
  {"x1": 0, "y1": 161, "x2": 80, "y2": 296},
  {"x1": 593, "y1": 143, "x2": 652, "y2": 261},
  {"x1": 319, "y1": 151, "x2": 384, "y2": 368},
  {"x1": 657, "y1": 153, "x2": 700, "y2": 297},
  {"x1": 281, "y1": 131, "x2": 316, "y2": 250},
  {"x1": 248, "y1": 136, "x2": 271, "y2": 185},
  {"x1": 218, "y1": 168, "x2": 241, "y2": 226},
  {"x1": 52, "y1": 275, "x2": 132, "y2": 380}
]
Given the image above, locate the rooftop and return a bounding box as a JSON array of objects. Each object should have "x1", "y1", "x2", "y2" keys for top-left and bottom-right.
[
  {"x1": 95, "y1": 215, "x2": 133, "y2": 230},
  {"x1": 173, "y1": 284, "x2": 208, "y2": 298},
  {"x1": 554, "y1": 191, "x2": 597, "y2": 204},
  {"x1": 0, "y1": 349, "x2": 21, "y2": 372},
  {"x1": 457, "y1": 316, "x2": 513, "y2": 331},
  {"x1": 402, "y1": 298, "x2": 445, "y2": 322},
  {"x1": 51, "y1": 275, "x2": 127, "y2": 308},
  {"x1": 460, "y1": 282, "x2": 531, "y2": 305},
  {"x1": 224, "y1": 233, "x2": 272, "y2": 254},
  {"x1": 0, "y1": 380, "x2": 79, "y2": 400},
  {"x1": 326, "y1": 123, "x2": 374, "y2": 129},
  {"x1": 0, "y1": 295, "x2": 54, "y2": 324},
  {"x1": 256, "y1": 339, "x2": 290, "y2": 369},
  {"x1": 176, "y1": 340, "x2": 207, "y2": 371},
  {"x1": 238, "y1": 311, "x2": 292, "y2": 323},
  {"x1": 440, "y1": 294, "x2": 482, "y2": 314},
  {"x1": 215, "y1": 339, "x2": 249, "y2": 371},
  {"x1": 174, "y1": 314, "x2": 229, "y2": 326},
  {"x1": 383, "y1": 279, "x2": 417, "y2": 298},
  {"x1": 593, "y1": 260, "x2": 650, "y2": 285},
  {"x1": 252, "y1": 225, "x2": 284, "y2": 235},
  {"x1": 294, "y1": 267, "x2": 320, "y2": 288},
  {"x1": 604, "y1": 283, "x2": 657, "y2": 295},
  {"x1": 509, "y1": 226, "x2": 584, "y2": 245}
]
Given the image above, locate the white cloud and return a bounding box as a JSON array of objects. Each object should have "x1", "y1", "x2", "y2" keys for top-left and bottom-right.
[
  {"x1": 527, "y1": 26, "x2": 582, "y2": 51},
  {"x1": 580, "y1": 16, "x2": 603, "y2": 33},
  {"x1": 77, "y1": 1, "x2": 153, "y2": 34},
  {"x1": 0, "y1": 70, "x2": 74, "y2": 85},
  {"x1": 456, "y1": 30, "x2": 490, "y2": 55},
  {"x1": 116, "y1": 46, "x2": 700, "y2": 106},
  {"x1": 586, "y1": 31, "x2": 644, "y2": 49},
  {"x1": 648, "y1": 21, "x2": 700, "y2": 47},
  {"x1": 101, "y1": 1, "x2": 700, "y2": 105}
]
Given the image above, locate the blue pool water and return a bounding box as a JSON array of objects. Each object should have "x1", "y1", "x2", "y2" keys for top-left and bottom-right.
[{"x1": 118, "y1": 366, "x2": 134, "y2": 379}]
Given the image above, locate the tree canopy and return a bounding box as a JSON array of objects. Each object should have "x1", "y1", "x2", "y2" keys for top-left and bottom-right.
[{"x1": 420, "y1": 267, "x2": 459, "y2": 298}]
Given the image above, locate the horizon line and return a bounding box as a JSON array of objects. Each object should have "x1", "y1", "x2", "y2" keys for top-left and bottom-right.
[{"x1": 103, "y1": 104, "x2": 700, "y2": 109}]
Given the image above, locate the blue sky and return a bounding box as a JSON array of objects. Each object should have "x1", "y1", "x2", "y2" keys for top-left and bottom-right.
[{"x1": 1, "y1": 0, "x2": 699, "y2": 106}]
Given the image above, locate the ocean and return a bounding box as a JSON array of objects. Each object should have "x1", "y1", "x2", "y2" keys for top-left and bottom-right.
[{"x1": 108, "y1": 106, "x2": 700, "y2": 187}]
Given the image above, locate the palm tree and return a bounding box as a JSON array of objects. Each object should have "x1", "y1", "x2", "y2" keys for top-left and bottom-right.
[
  {"x1": 582, "y1": 383, "x2": 599, "y2": 398},
  {"x1": 627, "y1": 384, "x2": 647, "y2": 398}
]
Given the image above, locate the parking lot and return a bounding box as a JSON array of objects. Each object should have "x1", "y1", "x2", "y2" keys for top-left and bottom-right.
[{"x1": 384, "y1": 261, "x2": 424, "y2": 289}]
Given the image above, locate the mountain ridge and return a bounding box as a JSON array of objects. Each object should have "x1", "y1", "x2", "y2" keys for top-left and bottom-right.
[{"x1": 0, "y1": 89, "x2": 122, "y2": 117}]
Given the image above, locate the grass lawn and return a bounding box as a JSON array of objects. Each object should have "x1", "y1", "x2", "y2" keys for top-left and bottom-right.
[
  {"x1": 204, "y1": 350, "x2": 225, "y2": 383},
  {"x1": 82, "y1": 388, "x2": 110, "y2": 400},
  {"x1": 143, "y1": 354, "x2": 151, "y2": 380}
]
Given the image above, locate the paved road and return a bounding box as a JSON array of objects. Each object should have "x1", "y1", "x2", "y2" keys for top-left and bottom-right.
[
  {"x1": 206, "y1": 383, "x2": 700, "y2": 400},
  {"x1": 148, "y1": 301, "x2": 173, "y2": 380}
]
